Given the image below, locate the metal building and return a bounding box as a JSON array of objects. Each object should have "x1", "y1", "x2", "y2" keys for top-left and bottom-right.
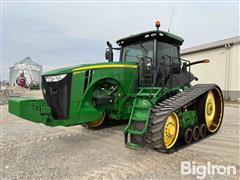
[
  {"x1": 9, "y1": 57, "x2": 42, "y2": 86},
  {"x1": 181, "y1": 36, "x2": 240, "y2": 101}
]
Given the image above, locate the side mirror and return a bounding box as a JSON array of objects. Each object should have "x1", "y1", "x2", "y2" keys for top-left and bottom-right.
[
  {"x1": 105, "y1": 41, "x2": 113, "y2": 62},
  {"x1": 105, "y1": 48, "x2": 113, "y2": 61}
]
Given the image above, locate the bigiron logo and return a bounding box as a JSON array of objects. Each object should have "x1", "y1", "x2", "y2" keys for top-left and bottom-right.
[{"x1": 181, "y1": 161, "x2": 237, "y2": 179}]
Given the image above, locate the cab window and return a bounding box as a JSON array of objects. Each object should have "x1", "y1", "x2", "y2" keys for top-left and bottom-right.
[{"x1": 122, "y1": 40, "x2": 153, "y2": 62}]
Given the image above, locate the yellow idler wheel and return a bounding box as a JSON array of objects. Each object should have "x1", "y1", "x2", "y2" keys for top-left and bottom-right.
[
  {"x1": 163, "y1": 112, "x2": 180, "y2": 149},
  {"x1": 204, "y1": 87, "x2": 223, "y2": 133},
  {"x1": 88, "y1": 114, "x2": 106, "y2": 128}
]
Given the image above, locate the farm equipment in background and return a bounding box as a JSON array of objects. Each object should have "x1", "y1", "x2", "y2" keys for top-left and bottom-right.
[
  {"x1": 15, "y1": 62, "x2": 40, "y2": 90},
  {"x1": 27, "y1": 62, "x2": 40, "y2": 90},
  {"x1": 9, "y1": 21, "x2": 224, "y2": 152},
  {"x1": 28, "y1": 80, "x2": 40, "y2": 90},
  {"x1": 16, "y1": 71, "x2": 27, "y2": 88}
]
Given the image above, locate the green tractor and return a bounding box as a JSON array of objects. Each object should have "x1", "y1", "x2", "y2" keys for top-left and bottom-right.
[{"x1": 9, "y1": 21, "x2": 224, "y2": 152}]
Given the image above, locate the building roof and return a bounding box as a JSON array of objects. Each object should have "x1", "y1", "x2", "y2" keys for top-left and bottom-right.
[
  {"x1": 16, "y1": 56, "x2": 40, "y2": 66},
  {"x1": 116, "y1": 30, "x2": 184, "y2": 46},
  {"x1": 181, "y1": 36, "x2": 240, "y2": 55}
]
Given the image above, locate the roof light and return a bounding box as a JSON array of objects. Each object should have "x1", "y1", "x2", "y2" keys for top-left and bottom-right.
[{"x1": 155, "y1": 20, "x2": 161, "y2": 30}]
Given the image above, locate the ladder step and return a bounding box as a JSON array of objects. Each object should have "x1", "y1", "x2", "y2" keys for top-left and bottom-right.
[
  {"x1": 126, "y1": 142, "x2": 142, "y2": 149},
  {"x1": 128, "y1": 129, "x2": 144, "y2": 135},
  {"x1": 134, "y1": 105, "x2": 149, "y2": 109},
  {"x1": 131, "y1": 116, "x2": 148, "y2": 121},
  {"x1": 137, "y1": 93, "x2": 152, "y2": 97}
]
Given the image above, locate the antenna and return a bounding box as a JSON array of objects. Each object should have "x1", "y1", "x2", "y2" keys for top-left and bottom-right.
[{"x1": 168, "y1": 7, "x2": 175, "y2": 33}]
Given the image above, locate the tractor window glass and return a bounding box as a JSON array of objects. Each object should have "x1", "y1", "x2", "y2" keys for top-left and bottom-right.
[
  {"x1": 122, "y1": 41, "x2": 153, "y2": 62},
  {"x1": 157, "y1": 42, "x2": 178, "y2": 65}
]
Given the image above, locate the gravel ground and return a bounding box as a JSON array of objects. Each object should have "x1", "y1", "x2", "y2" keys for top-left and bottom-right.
[{"x1": 0, "y1": 92, "x2": 239, "y2": 180}]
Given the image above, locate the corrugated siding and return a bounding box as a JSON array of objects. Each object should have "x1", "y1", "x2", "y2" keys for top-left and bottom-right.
[{"x1": 181, "y1": 44, "x2": 239, "y2": 100}]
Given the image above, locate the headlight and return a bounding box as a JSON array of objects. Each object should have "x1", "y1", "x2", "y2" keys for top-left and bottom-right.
[{"x1": 45, "y1": 74, "x2": 67, "y2": 82}]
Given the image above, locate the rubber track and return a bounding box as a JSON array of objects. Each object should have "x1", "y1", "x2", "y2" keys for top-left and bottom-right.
[{"x1": 145, "y1": 84, "x2": 216, "y2": 153}]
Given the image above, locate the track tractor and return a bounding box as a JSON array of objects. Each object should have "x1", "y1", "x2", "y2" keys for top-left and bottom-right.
[{"x1": 9, "y1": 21, "x2": 224, "y2": 152}]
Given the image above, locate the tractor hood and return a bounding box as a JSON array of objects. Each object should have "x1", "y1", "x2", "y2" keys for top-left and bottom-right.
[{"x1": 41, "y1": 61, "x2": 138, "y2": 76}]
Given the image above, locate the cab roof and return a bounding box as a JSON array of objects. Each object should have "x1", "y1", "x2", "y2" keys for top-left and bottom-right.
[{"x1": 116, "y1": 30, "x2": 184, "y2": 46}]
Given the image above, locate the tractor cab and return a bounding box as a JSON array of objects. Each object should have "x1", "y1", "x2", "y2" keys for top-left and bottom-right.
[{"x1": 106, "y1": 20, "x2": 194, "y2": 88}]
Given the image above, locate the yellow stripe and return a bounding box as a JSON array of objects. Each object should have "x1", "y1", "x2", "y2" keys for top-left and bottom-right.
[
  {"x1": 72, "y1": 64, "x2": 137, "y2": 72},
  {"x1": 73, "y1": 71, "x2": 84, "y2": 75}
]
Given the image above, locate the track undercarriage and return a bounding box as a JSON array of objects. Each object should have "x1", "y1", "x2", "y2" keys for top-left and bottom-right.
[{"x1": 145, "y1": 84, "x2": 224, "y2": 152}]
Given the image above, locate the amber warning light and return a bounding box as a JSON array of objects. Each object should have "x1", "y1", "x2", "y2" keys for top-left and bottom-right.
[{"x1": 155, "y1": 20, "x2": 161, "y2": 30}]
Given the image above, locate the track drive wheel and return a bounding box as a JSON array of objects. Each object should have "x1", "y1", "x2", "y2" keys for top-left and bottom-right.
[
  {"x1": 198, "y1": 86, "x2": 224, "y2": 133},
  {"x1": 163, "y1": 112, "x2": 180, "y2": 149}
]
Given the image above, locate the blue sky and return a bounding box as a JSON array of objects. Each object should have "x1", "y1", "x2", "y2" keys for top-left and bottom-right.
[{"x1": 1, "y1": 1, "x2": 239, "y2": 80}]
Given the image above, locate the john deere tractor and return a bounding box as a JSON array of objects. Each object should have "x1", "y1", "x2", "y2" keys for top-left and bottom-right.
[{"x1": 9, "y1": 21, "x2": 224, "y2": 152}]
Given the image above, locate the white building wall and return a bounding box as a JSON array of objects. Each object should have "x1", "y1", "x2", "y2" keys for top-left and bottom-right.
[
  {"x1": 228, "y1": 45, "x2": 240, "y2": 92},
  {"x1": 181, "y1": 44, "x2": 240, "y2": 101}
]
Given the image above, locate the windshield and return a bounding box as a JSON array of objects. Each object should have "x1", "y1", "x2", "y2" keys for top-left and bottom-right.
[{"x1": 121, "y1": 40, "x2": 153, "y2": 62}]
